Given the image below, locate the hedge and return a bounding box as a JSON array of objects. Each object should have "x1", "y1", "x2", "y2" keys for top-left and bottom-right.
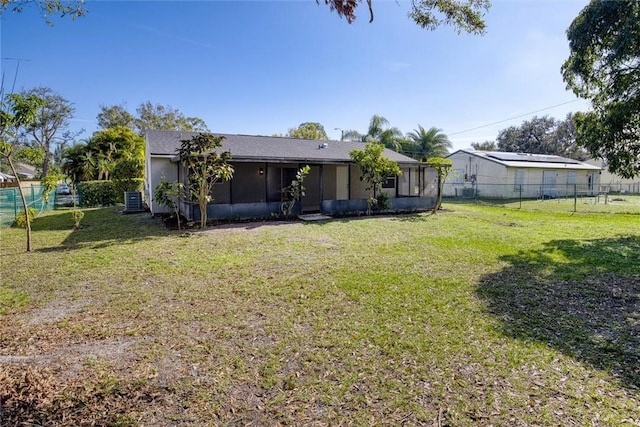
[
  {"x1": 112, "y1": 178, "x2": 144, "y2": 203},
  {"x1": 78, "y1": 181, "x2": 117, "y2": 207}
]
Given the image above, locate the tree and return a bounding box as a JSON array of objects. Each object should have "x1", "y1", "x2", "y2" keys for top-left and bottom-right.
[
  {"x1": 60, "y1": 126, "x2": 144, "y2": 183},
  {"x1": 135, "y1": 102, "x2": 209, "y2": 134},
  {"x1": 0, "y1": 93, "x2": 45, "y2": 252},
  {"x1": 320, "y1": 0, "x2": 490, "y2": 34},
  {"x1": 89, "y1": 126, "x2": 145, "y2": 175},
  {"x1": 364, "y1": 114, "x2": 389, "y2": 142},
  {"x1": 426, "y1": 157, "x2": 452, "y2": 213},
  {"x1": 495, "y1": 115, "x2": 588, "y2": 159},
  {"x1": 406, "y1": 125, "x2": 452, "y2": 161},
  {"x1": 177, "y1": 133, "x2": 234, "y2": 228},
  {"x1": 470, "y1": 141, "x2": 496, "y2": 151},
  {"x1": 287, "y1": 122, "x2": 329, "y2": 140},
  {"x1": 1, "y1": 0, "x2": 85, "y2": 24},
  {"x1": 281, "y1": 165, "x2": 311, "y2": 218},
  {"x1": 357, "y1": 114, "x2": 406, "y2": 151},
  {"x1": 350, "y1": 141, "x2": 401, "y2": 214},
  {"x1": 554, "y1": 113, "x2": 588, "y2": 161},
  {"x1": 496, "y1": 116, "x2": 556, "y2": 154},
  {"x1": 342, "y1": 129, "x2": 364, "y2": 142},
  {"x1": 21, "y1": 86, "x2": 75, "y2": 178},
  {"x1": 562, "y1": 0, "x2": 640, "y2": 178},
  {"x1": 60, "y1": 142, "x2": 93, "y2": 184},
  {"x1": 154, "y1": 180, "x2": 185, "y2": 230},
  {"x1": 97, "y1": 104, "x2": 135, "y2": 130}
]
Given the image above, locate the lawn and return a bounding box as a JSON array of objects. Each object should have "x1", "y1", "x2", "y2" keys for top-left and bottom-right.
[
  {"x1": 446, "y1": 194, "x2": 640, "y2": 215},
  {"x1": 1, "y1": 205, "x2": 639, "y2": 426}
]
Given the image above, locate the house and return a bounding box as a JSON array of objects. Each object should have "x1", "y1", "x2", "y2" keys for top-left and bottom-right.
[
  {"x1": 145, "y1": 130, "x2": 439, "y2": 221},
  {"x1": 584, "y1": 158, "x2": 640, "y2": 194},
  {"x1": 444, "y1": 149, "x2": 602, "y2": 199}
]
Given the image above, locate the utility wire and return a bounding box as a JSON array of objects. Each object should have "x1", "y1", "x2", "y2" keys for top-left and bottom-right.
[{"x1": 448, "y1": 99, "x2": 583, "y2": 136}]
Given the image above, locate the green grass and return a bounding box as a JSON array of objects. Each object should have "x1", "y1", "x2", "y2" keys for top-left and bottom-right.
[
  {"x1": 1, "y1": 205, "x2": 639, "y2": 425},
  {"x1": 447, "y1": 193, "x2": 640, "y2": 214}
]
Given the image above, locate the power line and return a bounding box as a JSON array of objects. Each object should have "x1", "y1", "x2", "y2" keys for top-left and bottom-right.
[{"x1": 448, "y1": 99, "x2": 583, "y2": 137}]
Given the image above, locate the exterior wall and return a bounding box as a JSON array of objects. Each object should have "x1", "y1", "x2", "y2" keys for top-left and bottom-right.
[
  {"x1": 148, "y1": 156, "x2": 178, "y2": 214},
  {"x1": 349, "y1": 164, "x2": 370, "y2": 199},
  {"x1": 167, "y1": 160, "x2": 436, "y2": 221},
  {"x1": 585, "y1": 159, "x2": 640, "y2": 192},
  {"x1": 445, "y1": 152, "x2": 602, "y2": 199}
]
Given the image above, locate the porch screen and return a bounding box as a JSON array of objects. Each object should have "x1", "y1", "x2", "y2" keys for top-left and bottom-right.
[
  {"x1": 267, "y1": 166, "x2": 298, "y2": 203},
  {"x1": 398, "y1": 168, "x2": 419, "y2": 196}
]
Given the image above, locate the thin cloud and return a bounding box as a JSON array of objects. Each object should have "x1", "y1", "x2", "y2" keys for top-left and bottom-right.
[{"x1": 130, "y1": 23, "x2": 213, "y2": 49}]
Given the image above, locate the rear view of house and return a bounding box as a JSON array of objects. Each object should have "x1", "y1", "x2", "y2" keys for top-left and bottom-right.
[
  {"x1": 145, "y1": 131, "x2": 439, "y2": 221},
  {"x1": 444, "y1": 149, "x2": 602, "y2": 199}
]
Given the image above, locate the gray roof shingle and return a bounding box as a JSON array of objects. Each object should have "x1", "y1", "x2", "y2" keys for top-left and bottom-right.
[{"x1": 146, "y1": 130, "x2": 419, "y2": 164}]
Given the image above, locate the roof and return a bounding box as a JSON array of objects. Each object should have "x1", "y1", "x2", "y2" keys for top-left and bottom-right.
[
  {"x1": 448, "y1": 149, "x2": 601, "y2": 171},
  {"x1": 145, "y1": 130, "x2": 419, "y2": 165}
]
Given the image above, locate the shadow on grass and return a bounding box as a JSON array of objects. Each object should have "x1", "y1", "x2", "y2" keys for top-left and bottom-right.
[
  {"x1": 477, "y1": 235, "x2": 640, "y2": 390},
  {"x1": 31, "y1": 207, "x2": 169, "y2": 252}
]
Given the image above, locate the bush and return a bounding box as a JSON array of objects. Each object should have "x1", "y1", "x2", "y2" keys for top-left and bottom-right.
[
  {"x1": 78, "y1": 181, "x2": 117, "y2": 207},
  {"x1": 71, "y1": 209, "x2": 84, "y2": 229},
  {"x1": 14, "y1": 207, "x2": 37, "y2": 228}
]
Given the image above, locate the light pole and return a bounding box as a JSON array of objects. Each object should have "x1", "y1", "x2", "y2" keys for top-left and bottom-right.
[{"x1": 334, "y1": 127, "x2": 344, "y2": 141}]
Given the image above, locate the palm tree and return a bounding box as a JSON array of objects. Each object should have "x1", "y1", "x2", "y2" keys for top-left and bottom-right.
[
  {"x1": 378, "y1": 127, "x2": 404, "y2": 151},
  {"x1": 61, "y1": 143, "x2": 94, "y2": 183},
  {"x1": 342, "y1": 129, "x2": 363, "y2": 142},
  {"x1": 406, "y1": 125, "x2": 452, "y2": 161},
  {"x1": 365, "y1": 114, "x2": 390, "y2": 141}
]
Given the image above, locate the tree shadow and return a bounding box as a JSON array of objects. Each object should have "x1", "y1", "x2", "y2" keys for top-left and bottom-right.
[
  {"x1": 477, "y1": 235, "x2": 640, "y2": 390},
  {"x1": 31, "y1": 207, "x2": 170, "y2": 252}
]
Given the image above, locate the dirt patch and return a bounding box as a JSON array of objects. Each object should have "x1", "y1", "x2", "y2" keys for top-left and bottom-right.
[{"x1": 24, "y1": 298, "x2": 91, "y2": 327}]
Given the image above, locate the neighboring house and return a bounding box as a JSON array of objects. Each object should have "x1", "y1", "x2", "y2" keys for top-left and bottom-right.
[
  {"x1": 584, "y1": 158, "x2": 640, "y2": 194},
  {"x1": 444, "y1": 149, "x2": 602, "y2": 199},
  {"x1": 14, "y1": 163, "x2": 36, "y2": 179},
  {"x1": 145, "y1": 130, "x2": 439, "y2": 221}
]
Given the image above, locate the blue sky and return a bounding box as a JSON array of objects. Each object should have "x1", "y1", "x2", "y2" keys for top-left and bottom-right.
[{"x1": 1, "y1": 0, "x2": 590, "y2": 151}]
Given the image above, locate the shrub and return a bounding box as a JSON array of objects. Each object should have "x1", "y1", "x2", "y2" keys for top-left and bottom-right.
[
  {"x1": 14, "y1": 207, "x2": 37, "y2": 228},
  {"x1": 70, "y1": 209, "x2": 84, "y2": 229},
  {"x1": 78, "y1": 181, "x2": 117, "y2": 207}
]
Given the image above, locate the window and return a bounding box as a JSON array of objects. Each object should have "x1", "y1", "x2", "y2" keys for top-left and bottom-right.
[
  {"x1": 567, "y1": 170, "x2": 576, "y2": 185},
  {"x1": 514, "y1": 169, "x2": 525, "y2": 191},
  {"x1": 382, "y1": 176, "x2": 396, "y2": 189}
]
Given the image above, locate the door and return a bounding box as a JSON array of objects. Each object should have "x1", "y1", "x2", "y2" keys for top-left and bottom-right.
[{"x1": 542, "y1": 171, "x2": 557, "y2": 198}]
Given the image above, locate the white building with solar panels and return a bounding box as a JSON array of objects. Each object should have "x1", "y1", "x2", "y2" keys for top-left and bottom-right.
[{"x1": 444, "y1": 149, "x2": 602, "y2": 199}]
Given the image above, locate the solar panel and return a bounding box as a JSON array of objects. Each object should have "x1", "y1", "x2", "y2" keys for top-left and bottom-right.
[{"x1": 486, "y1": 152, "x2": 580, "y2": 164}]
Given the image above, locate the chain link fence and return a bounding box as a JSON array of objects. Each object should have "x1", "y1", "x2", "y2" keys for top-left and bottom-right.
[
  {"x1": 0, "y1": 185, "x2": 57, "y2": 229},
  {"x1": 443, "y1": 182, "x2": 640, "y2": 214}
]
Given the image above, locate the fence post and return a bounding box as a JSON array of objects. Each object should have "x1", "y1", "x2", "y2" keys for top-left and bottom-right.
[
  {"x1": 519, "y1": 186, "x2": 522, "y2": 209},
  {"x1": 573, "y1": 184, "x2": 577, "y2": 213},
  {"x1": 13, "y1": 188, "x2": 17, "y2": 218}
]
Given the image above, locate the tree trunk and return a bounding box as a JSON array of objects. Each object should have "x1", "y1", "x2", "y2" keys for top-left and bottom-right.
[
  {"x1": 8, "y1": 157, "x2": 32, "y2": 252},
  {"x1": 42, "y1": 146, "x2": 51, "y2": 178},
  {"x1": 433, "y1": 174, "x2": 442, "y2": 214}
]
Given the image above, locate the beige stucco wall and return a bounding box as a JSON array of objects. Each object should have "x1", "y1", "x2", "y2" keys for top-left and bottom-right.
[
  {"x1": 445, "y1": 152, "x2": 602, "y2": 198},
  {"x1": 148, "y1": 156, "x2": 178, "y2": 214}
]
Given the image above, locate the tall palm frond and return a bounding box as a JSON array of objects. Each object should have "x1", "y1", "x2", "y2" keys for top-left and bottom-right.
[
  {"x1": 406, "y1": 125, "x2": 452, "y2": 161},
  {"x1": 379, "y1": 127, "x2": 404, "y2": 151},
  {"x1": 366, "y1": 115, "x2": 390, "y2": 140}
]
